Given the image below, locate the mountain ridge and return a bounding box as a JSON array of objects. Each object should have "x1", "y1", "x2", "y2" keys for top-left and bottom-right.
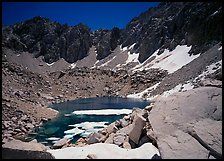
[{"x1": 2, "y1": 2, "x2": 222, "y2": 66}]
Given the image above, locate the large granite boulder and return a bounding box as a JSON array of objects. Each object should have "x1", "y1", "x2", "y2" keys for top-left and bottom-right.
[
  {"x1": 150, "y1": 87, "x2": 222, "y2": 159},
  {"x1": 128, "y1": 113, "x2": 146, "y2": 144}
]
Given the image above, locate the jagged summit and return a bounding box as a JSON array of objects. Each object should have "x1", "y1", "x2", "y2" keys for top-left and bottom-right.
[{"x1": 2, "y1": 2, "x2": 222, "y2": 66}]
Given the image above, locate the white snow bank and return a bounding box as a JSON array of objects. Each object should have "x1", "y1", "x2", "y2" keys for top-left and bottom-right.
[
  {"x1": 125, "y1": 51, "x2": 140, "y2": 65},
  {"x1": 149, "y1": 45, "x2": 199, "y2": 74},
  {"x1": 72, "y1": 109, "x2": 132, "y2": 115},
  {"x1": 47, "y1": 142, "x2": 160, "y2": 159},
  {"x1": 132, "y1": 45, "x2": 200, "y2": 74}
]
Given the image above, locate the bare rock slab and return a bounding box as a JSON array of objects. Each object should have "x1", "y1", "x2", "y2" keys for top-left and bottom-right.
[{"x1": 150, "y1": 87, "x2": 222, "y2": 159}]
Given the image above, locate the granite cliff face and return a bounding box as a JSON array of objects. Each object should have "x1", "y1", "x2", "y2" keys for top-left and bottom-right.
[
  {"x1": 2, "y1": 2, "x2": 222, "y2": 65},
  {"x1": 121, "y1": 2, "x2": 222, "y2": 62}
]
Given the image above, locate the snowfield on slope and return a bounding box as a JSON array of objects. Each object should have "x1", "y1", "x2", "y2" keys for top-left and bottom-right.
[{"x1": 133, "y1": 45, "x2": 200, "y2": 73}]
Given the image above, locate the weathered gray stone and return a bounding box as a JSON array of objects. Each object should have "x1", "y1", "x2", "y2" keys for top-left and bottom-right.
[
  {"x1": 26, "y1": 123, "x2": 34, "y2": 129},
  {"x1": 105, "y1": 133, "x2": 115, "y2": 144},
  {"x1": 119, "y1": 118, "x2": 129, "y2": 127},
  {"x1": 146, "y1": 129, "x2": 157, "y2": 145},
  {"x1": 87, "y1": 132, "x2": 105, "y2": 144},
  {"x1": 129, "y1": 113, "x2": 146, "y2": 144},
  {"x1": 53, "y1": 138, "x2": 69, "y2": 149},
  {"x1": 113, "y1": 132, "x2": 127, "y2": 146},
  {"x1": 103, "y1": 122, "x2": 117, "y2": 134},
  {"x1": 150, "y1": 87, "x2": 222, "y2": 159},
  {"x1": 199, "y1": 78, "x2": 222, "y2": 88}
]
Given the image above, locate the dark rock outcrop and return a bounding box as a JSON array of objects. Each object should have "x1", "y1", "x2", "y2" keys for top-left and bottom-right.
[
  {"x1": 2, "y1": 17, "x2": 92, "y2": 64},
  {"x1": 94, "y1": 27, "x2": 122, "y2": 60},
  {"x1": 2, "y1": 139, "x2": 55, "y2": 159}
]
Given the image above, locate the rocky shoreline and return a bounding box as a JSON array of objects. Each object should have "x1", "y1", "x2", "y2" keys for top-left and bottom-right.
[{"x1": 2, "y1": 86, "x2": 222, "y2": 159}]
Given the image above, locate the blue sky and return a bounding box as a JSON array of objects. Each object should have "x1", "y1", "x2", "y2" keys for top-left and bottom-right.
[{"x1": 2, "y1": 2, "x2": 160, "y2": 31}]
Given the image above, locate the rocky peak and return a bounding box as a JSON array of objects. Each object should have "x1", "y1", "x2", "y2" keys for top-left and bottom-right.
[
  {"x1": 2, "y1": 2, "x2": 222, "y2": 65},
  {"x1": 122, "y1": 2, "x2": 222, "y2": 63},
  {"x1": 93, "y1": 27, "x2": 122, "y2": 60}
]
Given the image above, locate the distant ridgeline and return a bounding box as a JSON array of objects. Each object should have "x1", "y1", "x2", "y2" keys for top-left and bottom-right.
[{"x1": 2, "y1": 2, "x2": 222, "y2": 64}]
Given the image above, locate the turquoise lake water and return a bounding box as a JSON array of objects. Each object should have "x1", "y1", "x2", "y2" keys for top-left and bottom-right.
[{"x1": 32, "y1": 97, "x2": 150, "y2": 146}]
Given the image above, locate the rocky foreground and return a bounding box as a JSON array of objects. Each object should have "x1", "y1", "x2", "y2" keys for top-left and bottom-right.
[{"x1": 2, "y1": 86, "x2": 222, "y2": 159}]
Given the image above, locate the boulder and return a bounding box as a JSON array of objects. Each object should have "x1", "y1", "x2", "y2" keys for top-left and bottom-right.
[
  {"x1": 2, "y1": 139, "x2": 54, "y2": 159},
  {"x1": 199, "y1": 78, "x2": 222, "y2": 88},
  {"x1": 86, "y1": 154, "x2": 98, "y2": 159},
  {"x1": 146, "y1": 129, "x2": 157, "y2": 146},
  {"x1": 53, "y1": 138, "x2": 69, "y2": 149},
  {"x1": 87, "y1": 132, "x2": 106, "y2": 144},
  {"x1": 129, "y1": 113, "x2": 146, "y2": 144},
  {"x1": 113, "y1": 132, "x2": 127, "y2": 146},
  {"x1": 105, "y1": 133, "x2": 115, "y2": 144},
  {"x1": 119, "y1": 118, "x2": 129, "y2": 127},
  {"x1": 26, "y1": 123, "x2": 34, "y2": 129},
  {"x1": 104, "y1": 122, "x2": 117, "y2": 134},
  {"x1": 150, "y1": 87, "x2": 222, "y2": 159},
  {"x1": 123, "y1": 141, "x2": 132, "y2": 149}
]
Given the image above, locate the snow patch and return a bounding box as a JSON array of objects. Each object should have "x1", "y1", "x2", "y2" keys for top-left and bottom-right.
[
  {"x1": 132, "y1": 49, "x2": 160, "y2": 71},
  {"x1": 132, "y1": 45, "x2": 200, "y2": 74},
  {"x1": 210, "y1": 10, "x2": 219, "y2": 16},
  {"x1": 193, "y1": 60, "x2": 222, "y2": 81},
  {"x1": 47, "y1": 142, "x2": 160, "y2": 159},
  {"x1": 161, "y1": 82, "x2": 194, "y2": 97},
  {"x1": 99, "y1": 55, "x2": 117, "y2": 67},
  {"x1": 149, "y1": 45, "x2": 199, "y2": 74},
  {"x1": 46, "y1": 137, "x2": 61, "y2": 141},
  {"x1": 128, "y1": 43, "x2": 136, "y2": 50},
  {"x1": 46, "y1": 62, "x2": 55, "y2": 66},
  {"x1": 72, "y1": 109, "x2": 132, "y2": 115},
  {"x1": 70, "y1": 63, "x2": 77, "y2": 69},
  {"x1": 127, "y1": 82, "x2": 161, "y2": 100},
  {"x1": 125, "y1": 52, "x2": 140, "y2": 65},
  {"x1": 91, "y1": 60, "x2": 100, "y2": 69},
  {"x1": 121, "y1": 46, "x2": 128, "y2": 51},
  {"x1": 218, "y1": 46, "x2": 222, "y2": 51}
]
